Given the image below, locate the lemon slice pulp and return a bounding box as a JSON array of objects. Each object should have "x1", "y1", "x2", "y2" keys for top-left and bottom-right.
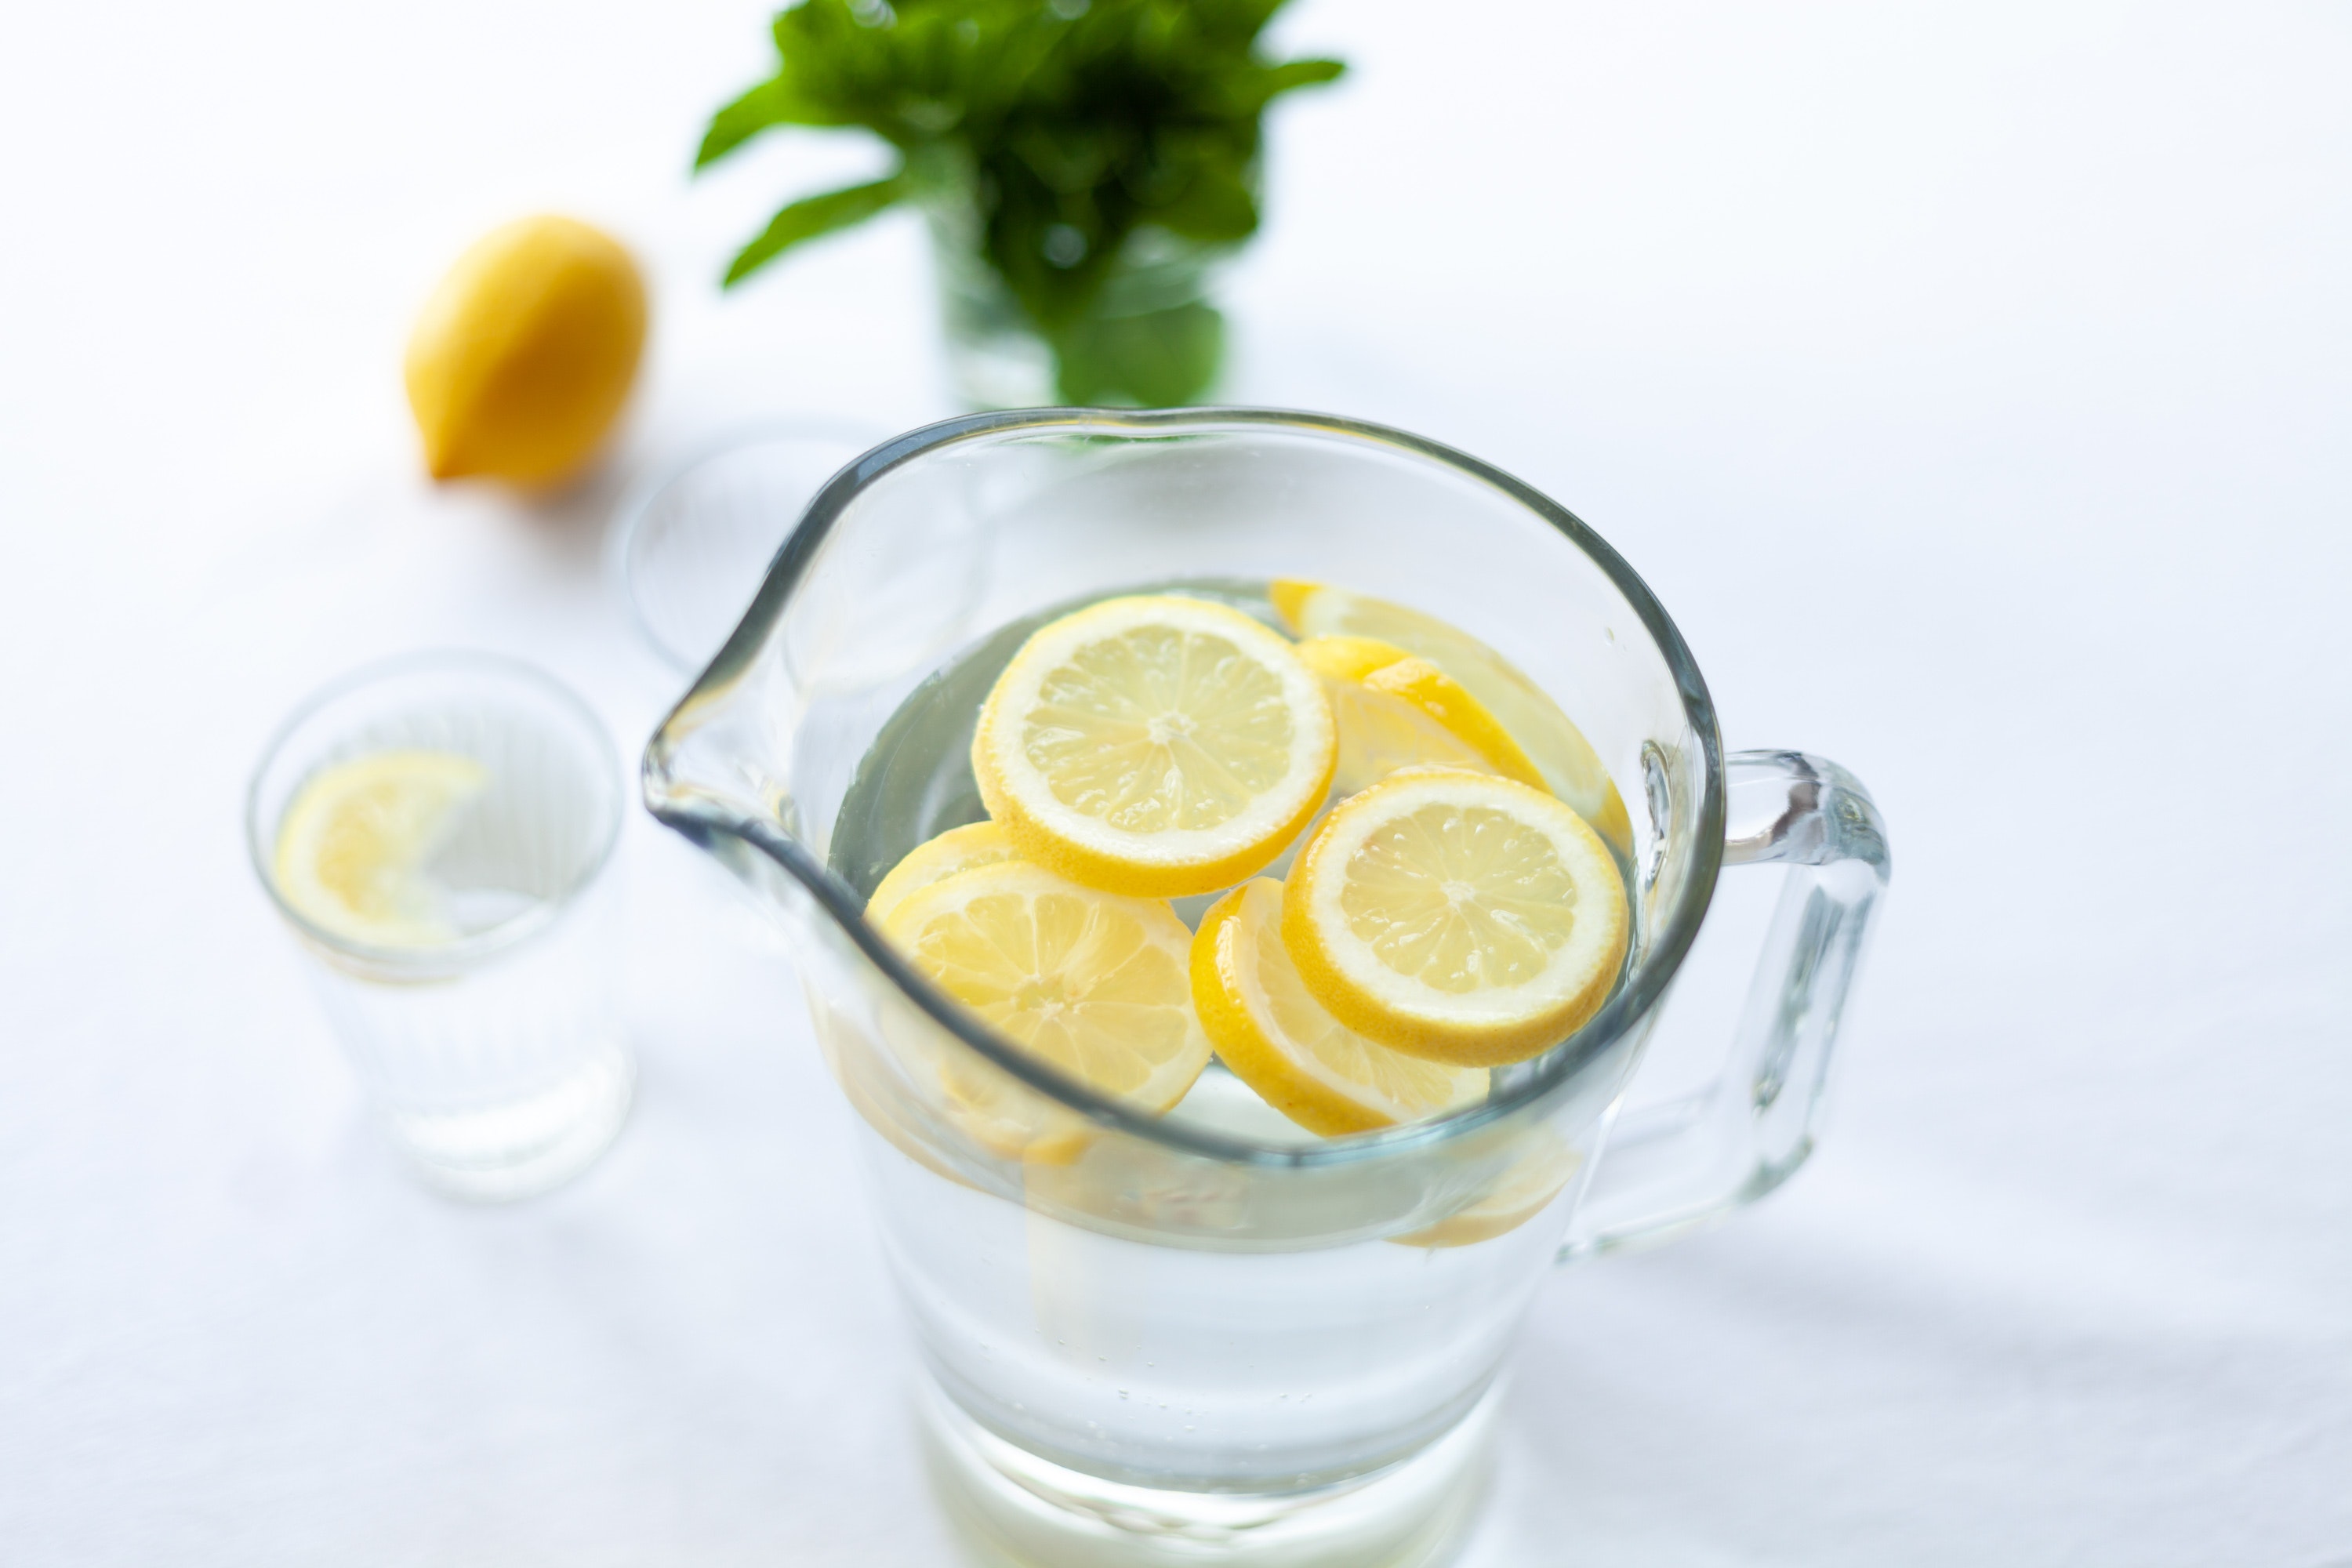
[
  {"x1": 879, "y1": 861, "x2": 1211, "y2": 1116},
  {"x1": 1295, "y1": 634, "x2": 1548, "y2": 797},
  {"x1": 1193, "y1": 879, "x2": 1487, "y2": 1136},
  {"x1": 271, "y1": 750, "x2": 489, "y2": 949},
  {"x1": 1283, "y1": 768, "x2": 1630, "y2": 1066},
  {"x1": 1272, "y1": 582, "x2": 1632, "y2": 854},
  {"x1": 974, "y1": 595, "x2": 1335, "y2": 898},
  {"x1": 1392, "y1": 1132, "x2": 1584, "y2": 1248},
  {"x1": 866, "y1": 820, "x2": 1022, "y2": 927}
]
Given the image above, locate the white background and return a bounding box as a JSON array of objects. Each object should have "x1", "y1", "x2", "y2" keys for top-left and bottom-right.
[{"x1": 4, "y1": 2, "x2": 2348, "y2": 1563}]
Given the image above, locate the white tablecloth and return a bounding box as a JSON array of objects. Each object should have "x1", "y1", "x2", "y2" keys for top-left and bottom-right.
[{"x1": 5, "y1": 3, "x2": 2347, "y2": 1563}]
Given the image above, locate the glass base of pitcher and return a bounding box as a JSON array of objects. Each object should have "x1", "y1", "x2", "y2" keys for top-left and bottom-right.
[{"x1": 916, "y1": 1377, "x2": 1495, "y2": 1568}]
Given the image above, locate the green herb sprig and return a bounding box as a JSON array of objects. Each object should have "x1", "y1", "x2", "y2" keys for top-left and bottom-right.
[{"x1": 698, "y1": 0, "x2": 1342, "y2": 401}]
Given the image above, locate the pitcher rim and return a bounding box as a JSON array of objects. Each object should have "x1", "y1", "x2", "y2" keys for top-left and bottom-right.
[{"x1": 644, "y1": 406, "x2": 1727, "y2": 1167}]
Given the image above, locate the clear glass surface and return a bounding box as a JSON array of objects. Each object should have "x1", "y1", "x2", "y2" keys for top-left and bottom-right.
[
  {"x1": 249, "y1": 652, "x2": 633, "y2": 1201},
  {"x1": 611, "y1": 425, "x2": 885, "y2": 674},
  {"x1": 644, "y1": 411, "x2": 1890, "y2": 1564}
]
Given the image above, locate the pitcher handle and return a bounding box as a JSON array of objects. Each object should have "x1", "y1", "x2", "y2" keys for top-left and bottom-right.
[{"x1": 1559, "y1": 750, "x2": 1891, "y2": 1261}]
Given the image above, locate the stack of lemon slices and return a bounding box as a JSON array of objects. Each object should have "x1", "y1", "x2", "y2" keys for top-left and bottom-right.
[{"x1": 866, "y1": 588, "x2": 1630, "y2": 1155}]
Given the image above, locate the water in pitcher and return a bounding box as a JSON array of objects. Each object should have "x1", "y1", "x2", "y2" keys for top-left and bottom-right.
[{"x1": 825, "y1": 579, "x2": 1611, "y2": 1490}]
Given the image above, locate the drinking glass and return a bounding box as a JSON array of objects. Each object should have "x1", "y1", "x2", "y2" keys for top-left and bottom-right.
[
  {"x1": 249, "y1": 652, "x2": 633, "y2": 1201},
  {"x1": 609, "y1": 424, "x2": 885, "y2": 674},
  {"x1": 644, "y1": 410, "x2": 1890, "y2": 1566}
]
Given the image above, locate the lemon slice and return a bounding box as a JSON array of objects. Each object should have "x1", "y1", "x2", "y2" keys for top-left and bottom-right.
[
  {"x1": 1271, "y1": 582, "x2": 1632, "y2": 854},
  {"x1": 1392, "y1": 1132, "x2": 1584, "y2": 1248},
  {"x1": 879, "y1": 861, "x2": 1211, "y2": 1118},
  {"x1": 1283, "y1": 768, "x2": 1629, "y2": 1066},
  {"x1": 866, "y1": 820, "x2": 1022, "y2": 927},
  {"x1": 973, "y1": 595, "x2": 1336, "y2": 898},
  {"x1": 271, "y1": 750, "x2": 488, "y2": 948},
  {"x1": 1294, "y1": 635, "x2": 1548, "y2": 797},
  {"x1": 1193, "y1": 879, "x2": 1487, "y2": 1136}
]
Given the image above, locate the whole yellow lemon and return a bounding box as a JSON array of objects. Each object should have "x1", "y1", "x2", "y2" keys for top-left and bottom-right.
[{"x1": 403, "y1": 216, "x2": 647, "y2": 487}]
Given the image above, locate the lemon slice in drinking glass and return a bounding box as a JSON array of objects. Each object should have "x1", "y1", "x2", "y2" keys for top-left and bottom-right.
[
  {"x1": 1193, "y1": 878, "x2": 1488, "y2": 1136},
  {"x1": 973, "y1": 595, "x2": 1336, "y2": 898},
  {"x1": 1283, "y1": 768, "x2": 1629, "y2": 1067},
  {"x1": 271, "y1": 750, "x2": 488, "y2": 949},
  {"x1": 1271, "y1": 582, "x2": 1632, "y2": 854},
  {"x1": 878, "y1": 860, "x2": 1212, "y2": 1118}
]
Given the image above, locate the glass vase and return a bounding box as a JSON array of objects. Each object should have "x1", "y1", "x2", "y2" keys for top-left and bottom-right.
[{"x1": 925, "y1": 192, "x2": 1231, "y2": 410}]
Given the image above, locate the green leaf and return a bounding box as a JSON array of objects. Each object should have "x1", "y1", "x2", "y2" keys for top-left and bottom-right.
[
  {"x1": 702, "y1": 0, "x2": 1345, "y2": 346},
  {"x1": 1149, "y1": 158, "x2": 1256, "y2": 243},
  {"x1": 1232, "y1": 56, "x2": 1345, "y2": 113},
  {"x1": 697, "y1": 77, "x2": 840, "y2": 170},
  {"x1": 722, "y1": 171, "x2": 911, "y2": 286}
]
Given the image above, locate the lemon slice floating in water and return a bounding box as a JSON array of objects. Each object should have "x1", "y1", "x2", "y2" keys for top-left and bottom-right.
[
  {"x1": 272, "y1": 750, "x2": 488, "y2": 949},
  {"x1": 1272, "y1": 582, "x2": 1631, "y2": 854},
  {"x1": 1193, "y1": 878, "x2": 1487, "y2": 1136},
  {"x1": 865, "y1": 820, "x2": 1022, "y2": 927},
  {"x1": 879, "y1": 860, "x2": 1211, "y2": 1118},
  {"x1": 1392, "y1": 1132, "x2": 1584, "y2": 1248},
  {"x1": 974, "y1": 595, "x2": 1335, "y2": 898},
  {"x1": 1294, "y1": 634, "x2": 1548, "y2": 797},
  {"x1": 1283, "y1": 767, "x2": 1629, "y2": 1067}
]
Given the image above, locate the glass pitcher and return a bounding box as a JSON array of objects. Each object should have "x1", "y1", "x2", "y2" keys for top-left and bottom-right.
[{"x1": 643, "y1": 409, "x2": 1890, "y2": 1568}]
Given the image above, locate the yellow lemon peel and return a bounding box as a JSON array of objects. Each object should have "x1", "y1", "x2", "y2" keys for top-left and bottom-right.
[{"x1": 404, "y1": 215, "x2": 646, "y2": 487}]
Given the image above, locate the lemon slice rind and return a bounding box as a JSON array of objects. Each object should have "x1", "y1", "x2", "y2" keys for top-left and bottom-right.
[
  {"x1": 974, "y1": 595, "x2": 1336, "y2": 898},
  {"x1": 1194, "y1": 879, "x2": 1487, "y2": 1137},
  {"x1": 1283, "y1": 768, "x2": 1630, "y2": 1067},
  {"x1": 866, "y1": 820, "x2": 1022, "y2": 927},
  {"x1": 1295, "y1": 634, "x2": 1548, "y2": 797},
  {"x1": 1272, "y1": 582, "x2": 1632, "y2": 854}
]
